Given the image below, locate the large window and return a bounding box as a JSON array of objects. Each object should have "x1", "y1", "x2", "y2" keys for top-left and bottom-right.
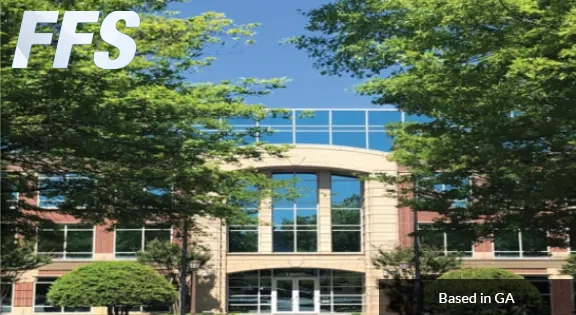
[
  {"x1": 228, "y1": 270, "x2": 272, "y2": 313},
  {"x1": 37, "y1": 224, "x2": 94, "y2": 259},
  {"x1": 38, "y1": 174, "x2": 90, "y2": 208},
  {"x1": 320, "y1": 270, "x2": 363, "y2": 313},
  {"x1": 114, "y1": 224, "x2": 171, "y2": 258},
  {"x1": 417, "y1": 223, "x2": 474, "y2": 257},
  {"x1": 331, "y1": 175, "x2": 362, "y2": 252},
  {"x1": 228, "y1": 187, "x2": 259, "y2": 253},
  {"x1": 1, "y1": 283, "x2": 12, "y2": 313},
  {"x1": 34, "y1": 278, "x2": 90, "y2": 313},
  {"x1": 272, "y1": 173, "x2": 318, "y2": 253},
  {"x1": 493, "y1": 230, "x2": 548, "y2": 258},
  {"x1": 569, "y1": 228, "x2": 576, "y2": 253}
]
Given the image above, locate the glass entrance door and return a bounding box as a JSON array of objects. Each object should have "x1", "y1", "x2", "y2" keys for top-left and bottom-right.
[{"x1": 273, "y1": 278, "x2": 319, "y2": 313}]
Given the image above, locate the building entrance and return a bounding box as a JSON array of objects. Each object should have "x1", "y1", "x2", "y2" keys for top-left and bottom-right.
[{"x1": 272, "y1": 278, "x2": 319, "y2": 313}]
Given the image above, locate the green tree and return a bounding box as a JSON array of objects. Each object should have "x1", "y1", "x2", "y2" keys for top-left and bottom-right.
[
  {"x1": 291, "y1": 0, "x2": 576, "y2": 240},
  {"x1": 560, "y1": 253, "x2": 576, "y2": 277},
  {"x1": 136, "y1": 239, "x2": 211, "y2": 315},
  {"x1": 1, "y1": 0, "x2": 295, "y2": 235},
  {"x1": 47, "y1": 261, "x2": 177, "y2": 315},
  {"x1": 424, "y1": 268, "x2": 543, "y2": 314},
  {"x1": 373, "y1": 246, "x2": 461, "y2": 315}
]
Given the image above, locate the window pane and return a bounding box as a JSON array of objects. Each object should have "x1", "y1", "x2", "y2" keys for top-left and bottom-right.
[
  {"x1": 331, "y1": 178, "x2": 362, "y2": 206},
  {"x1": 260, "y1": 131, "x2": 293, "y2": 144},
  {"x1": 294, "y1": 174, "x2": 318, "y2": 205},
  {"x1": 368, "y1": 111, "x2": 402, "y2": 127},
  {"x1": 37, "y1": 230, "x2": 65, "y2": 255},
  {"x1": 1, "y1": 283, "x2": 12, "y2": 313},
  {"x1": 296, "y1": 231, "x2": 317, "y2": 252},
  {"x1": 333, "y1": 132, "x2": 366, "y2": 148},
  {"x1": 66, "y1": 230, "x2": 93, "y2": 258},
  {"x1": 273, "y1": 210, "x2": 294, "y2": 226},
  {"x1": 273, "y1": 230, "x2": 294, "y2": 252},
  {"x1": 34, "y1": 282, "x2": 61, "y2": 313},
  {"x1": 332, "y1": 111, "x2": 366, "y2": 125},
  {"x1": 144, "y1": 230, "x2": 171, "y2": 245},
  {"x1": 446, "y1": 230, "x2": 474, "y2": 255},
  {"x1": 404, "y1": 114, "x2": 433, "y2": 123},
  {"x1": 494, "y1": 231, "x2": 520, "y2": 257},
  {"x1": 418, "y1": 225, "x2": 444, "y2": 250},
  {"x1": 115, "y1": 230, "x2": 142, "y2": 253},
  {"x1": 332, "y1": 209, "x2": 360, "y2": 225},
  {"x1": 296, "y1": 209, "x2": 317, "y2": 225},
  {"x1": 228, "y1": 305, "x2": 258, "y2": 313},
  {"x1": 368, "y1": 132, "x2": 393, "y2": 152},
  {"x1": 295, "y1": 132, "x2": 330, "y2": 145},
  {"x1": 296, "y1": 110, "x2": 329, "y2": 125},
  {"x1": 521, "y1": 230, "x2": 548, "y2": 256},
  {"x1": 229, "y1": 231, "x2": 258, "y2": 252},
  {"x1": 332, "y1": 231, "x2": 361, "y2": 252}
]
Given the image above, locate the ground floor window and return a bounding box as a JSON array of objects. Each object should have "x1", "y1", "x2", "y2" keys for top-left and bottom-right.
[
  {"x1": 130, "y1": 304, "x2": 171, "y2": 312},
  {"x1": 34, "y1": 278, "x2": 91, "y2": 313},
  {"x1": 114, "y1": 224, "x2": 171, "y2": 258},
  {"x1": 524, "y1": 276, "x2": 551, "y2": 315},
  {"x1": 227, "y1": 268, "x2": 364, "y2": 313},
  {"x1": 1, "y1": 282, "x2": 12, "y2": 313}
]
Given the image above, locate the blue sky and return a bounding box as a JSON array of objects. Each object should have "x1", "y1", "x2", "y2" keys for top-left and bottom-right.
[{"x1": 168, "y1": 0, "x2": 381, "y2": 109}]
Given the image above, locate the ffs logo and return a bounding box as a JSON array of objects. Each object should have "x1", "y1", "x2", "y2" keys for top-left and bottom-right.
[{"x1": 12, "y1": 11, "x2": 140, "y2": 69}]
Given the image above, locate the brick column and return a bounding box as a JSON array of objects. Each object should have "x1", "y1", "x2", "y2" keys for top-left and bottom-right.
[
  {"x1": 94, "y1": 220, "x2": 115, "y2": 260},
  {"x1": 318, "y1": 171, "x2": 332, "y2": 253},
  {"x1": 549, "y1": 274, "x2": 574, "y2": 315}
]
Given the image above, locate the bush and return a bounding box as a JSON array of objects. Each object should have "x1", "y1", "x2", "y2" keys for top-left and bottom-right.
[
  {"x1": 47, "y1": 261, "x2": 177, "y2": 315},
  {"x1": 560, "y1": 253, "x2": 576, "y2": 277},
  {"x1": 424, "y1": 268, "x2": 543, "y2": 315}
]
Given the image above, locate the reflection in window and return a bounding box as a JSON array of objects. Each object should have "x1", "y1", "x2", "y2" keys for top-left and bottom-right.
[
  {"x1": 37, "y1": 224, "x2": 94, "y2": 259},
  {"x1": 404, "y1": 114, "x2": 433, "y2": 123},
  {"x1": 524, "y1": 276, "x2": 551, "y2": 315},
  {"x1": 368, "y1": 111, "x2": 402, "y2": 128},
  {"x1": 229, "y1": 186, "x2": 259, "y2": 253},
  {"x1": 38, "y1": 174, "x2": 91, "y2": 208},
  {"x1": 114, "y1": 224, "x2": 171, "y2": 258},
  {"x1": 1, "y1": 172, "x2": 19, "y2": 207},
  {"x1": 260, "y1": 131, "x2": 294, "y2": 144},
  {"x1": 228, "y1": 270, "x2": 272, "y2": 313},
  {"x1": 296, "y1": 110, "x2": 329, "y2": 125},
  {"x1": 332, "y1": 111, "x2": 366, "y2": 125},
  {"x1": 368, "y1": 132, "x2": 393, "y2": 152},
  {"x1": 272, "y1": 173, "x2": 318, "y2": 252},
  {"x1": 295, "y1": 132, "x2": 330, "y2": 145},
  {"x1": 34, "y1": 278, "x2": 90, "y2": 313},
  {"x1": 417, "y1": 224, "x2": 473, "y2": 257},
  {"x1": 332, "y1": 132, "x2": 366, "y2": 148},
  {"x1": 331, "y1": 175, "x2": 362, "y2": 252},
  {"x1": 1, "y1": 282, "x2": 12, "y2": 313},
  {"x1": 494, "y1": 230, "x2": 548, "y2": 258},
  {"x1": 320, "y1": 270, "x2": 364, "y2": 313}
]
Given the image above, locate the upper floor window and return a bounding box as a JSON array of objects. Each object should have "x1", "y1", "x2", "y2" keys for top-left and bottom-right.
[
  {"x1": 272, "y1": 173, "x2": 318, "y2": 253},
  {"x1": 493, "y1": 230, "x2": 548, "y2": 258},
  {"x1": 1, "y1": 172, "x2": 19, "y2": 207},
  {"x1": 34, "y1": 278, "x2": 90, "y2": 313},
  {"x1": 0, "y1": 282, "x2": 12, "y2": 313},
  {"x1": 114, "y1": 224, "x2": 171, "y2": 258},
  {"x1": 228, "y1": 186, "x2": 259, "y2": 253},
  {"x1": 37, "y1": 224, "x2": 94, "y2": 260},
  {"x1": 417, "y1": 223, "x2": 474, "y2": 257},
  {"x1": 432, "y1": 176, "x2": 470, "y2": 208},
  {"x1": 38, "y1": 174, "x2": 91, "y2": 208},
  {"x1": 569, "y1": 228, "x2": 576, "y2": 253},
  {"x1": 331, "y1": 175, "x2": 362, "y2": 253}
]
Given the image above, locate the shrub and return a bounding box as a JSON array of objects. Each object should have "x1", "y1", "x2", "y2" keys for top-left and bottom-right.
[
  {"x1": 47, "y1": 261, "x2": 177, "y2": 315},
  {"x1": 424, "y1": 268, "x2": 543, "y2": 315}
]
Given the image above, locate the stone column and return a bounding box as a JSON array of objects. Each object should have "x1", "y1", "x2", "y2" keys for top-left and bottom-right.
[{"x1": 318, "y1": 171, "x2": 332, "y2": 253}]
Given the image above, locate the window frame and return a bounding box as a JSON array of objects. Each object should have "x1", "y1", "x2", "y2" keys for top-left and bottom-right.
[
  {"x1": 37, "y1": 174, "x2": 91, "y2": 209},
  {"x1": 330, "y1": 174, "x2": 363, "y2": 253},
  {"x1": 36, "y1": 224, "x2": 95, "y2": 260},
  {"x1": 492, "y1": 230, "x2": 550, "y2": 258},
  {"x1": 523, "y1": 276, "x2": 551, "y2": 315},
  {"x1": 113, "y1": 224, "x2": 173, "y2": 259},
  {"x1": 228, "y1": 206, "x2": 259, "y2": 253},
  {"x1": 271, "y1": 173, "x2": 319, "y2": 253},
  {"x1": 33, "y1": 277, "x2": 91, "y2": 313},
  {"x1": 0, "y1": 282, "x2": 14, "y2": 314},
  {"x1": 417, "y1": 223, "x2": 474, "y2": 258}
]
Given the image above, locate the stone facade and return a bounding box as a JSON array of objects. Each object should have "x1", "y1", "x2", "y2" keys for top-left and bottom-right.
[{"x1": 5, "y1": 145, "x2": 575, "y2": 315}]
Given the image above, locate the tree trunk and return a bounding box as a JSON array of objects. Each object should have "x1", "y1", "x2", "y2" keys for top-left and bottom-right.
[{"x1": 107, "y1": 306, "x2": 114, "y2": 315}]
